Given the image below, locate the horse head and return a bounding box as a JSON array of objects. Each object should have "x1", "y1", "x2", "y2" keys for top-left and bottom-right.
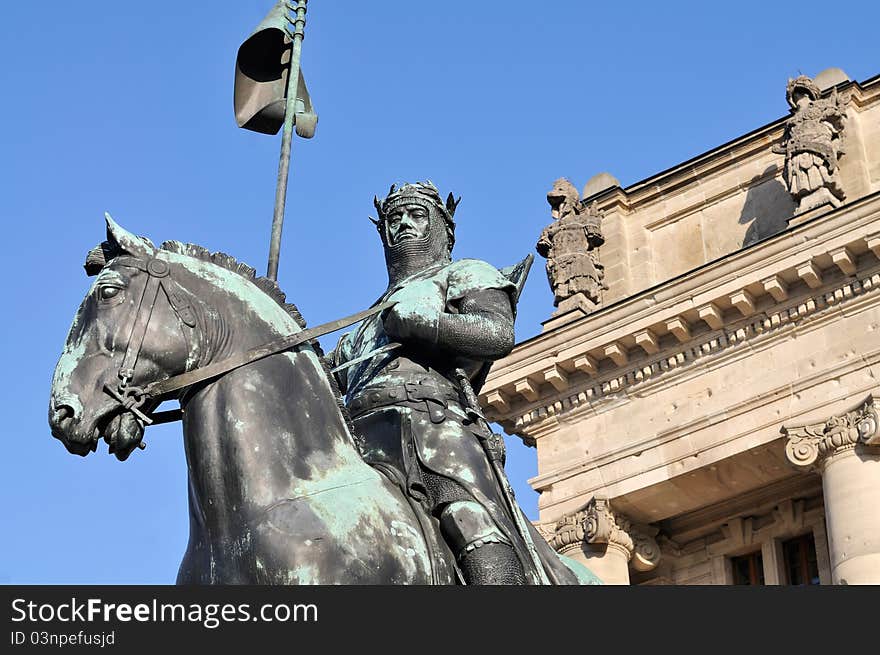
[{"x1": 49, "y1": 216, "x2": 194, "y2": 460}]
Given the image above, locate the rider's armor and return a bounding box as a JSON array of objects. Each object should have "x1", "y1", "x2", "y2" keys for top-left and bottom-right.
[{"x1": 331, "y1": 182, "x2": 578, "y2": 585}]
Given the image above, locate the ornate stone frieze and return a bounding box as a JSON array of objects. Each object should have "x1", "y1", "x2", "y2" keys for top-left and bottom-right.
[
  {"x1": 546, "y1": 497, "x2": 661, "y2": 572},
  {"x1": 772, "y1": 75, "x2": 849, "y2": 215},
  {"x1": 782, "y1": 395, "x2": 880, "y2": 471},
  {"x1": 547, "y1": 507, "x2": 590, "y2": 554},
  {"x1": 536, "y1": 178, "x2": 606, "y2": 314},
  {"x1": 501, "y1": 267, "x2": 880, "y2": 433}
]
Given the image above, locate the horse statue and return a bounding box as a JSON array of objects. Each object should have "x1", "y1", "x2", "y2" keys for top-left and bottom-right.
[{"x1": 48, "y1": 216, "x2": 599, "y2": 585}]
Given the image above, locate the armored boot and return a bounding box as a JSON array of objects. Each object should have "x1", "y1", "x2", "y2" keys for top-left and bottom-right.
[
  {"x1": 458, "y1": 542, "x2": 526, "y2": 585},
  {"x1": 439, "y1": 500, "x2": 527, "y2": 585}
]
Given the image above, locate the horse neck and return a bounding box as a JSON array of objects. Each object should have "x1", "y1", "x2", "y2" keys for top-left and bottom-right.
[{"x1": 177, "y1": 272, "x2": 365, "y2": 537}]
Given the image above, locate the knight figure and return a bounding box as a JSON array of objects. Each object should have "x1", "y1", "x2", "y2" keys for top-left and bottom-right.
[
  {"x1": 773, "y1": 75, "x2": 847, "y2": 214},
  {"x1": 536, "y1": 178, "x2": 606, "y2": 314},
  {"x1": 330, "y1": 181, "x2": 581, "y2": 584}
]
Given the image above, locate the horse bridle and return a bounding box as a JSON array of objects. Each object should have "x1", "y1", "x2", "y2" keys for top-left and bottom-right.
[
  {"x1": 102, "y1": 253, "x2": 393, "y2": 428},
  {"x1": 103, "y1": 255, "x2": 198, "y2": 427}
]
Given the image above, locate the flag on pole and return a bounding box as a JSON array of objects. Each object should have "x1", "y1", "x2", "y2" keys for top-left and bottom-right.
[{"x1": 234, "y1": 1, "x2": 316, "y2": 137}]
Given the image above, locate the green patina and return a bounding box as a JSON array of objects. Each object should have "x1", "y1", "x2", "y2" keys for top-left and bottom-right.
[
  {"x1": 52, "y1": 336, "x2": 88, "y2": 416},
  {"x1": 559, "y1": 555, "x2": 604, "y2": 585},
  {"x1": 52, "y1": 214, "x2": 602, "y2": 584}
]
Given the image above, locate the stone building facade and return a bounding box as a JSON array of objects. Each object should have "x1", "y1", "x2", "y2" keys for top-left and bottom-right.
[{"x1": 480, "y1": 69, "x2": 880, "y2": 584}]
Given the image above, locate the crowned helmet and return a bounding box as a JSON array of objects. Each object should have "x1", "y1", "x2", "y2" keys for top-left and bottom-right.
[{"x1": 371, "y1": 181, "x2": 460, "y2": 284}]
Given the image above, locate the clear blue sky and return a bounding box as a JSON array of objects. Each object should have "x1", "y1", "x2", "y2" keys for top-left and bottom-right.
[{"x1": 1, "y1": 1, "x2": 877, "y2": 584}]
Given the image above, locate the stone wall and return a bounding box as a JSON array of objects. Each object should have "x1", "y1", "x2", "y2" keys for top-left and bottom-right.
[{"x1": 481, "y1": 71, "x2": 880, "y2": 584}]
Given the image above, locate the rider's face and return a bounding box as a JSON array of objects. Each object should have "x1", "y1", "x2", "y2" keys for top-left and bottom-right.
[{"x1": 386, "y1": 203, "x2": 431, "y2": 245}]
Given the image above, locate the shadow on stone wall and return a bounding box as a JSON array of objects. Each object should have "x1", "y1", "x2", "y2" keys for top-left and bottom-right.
[{"x1": 739, "y1": 165, "x2": 794, "y2": 247}]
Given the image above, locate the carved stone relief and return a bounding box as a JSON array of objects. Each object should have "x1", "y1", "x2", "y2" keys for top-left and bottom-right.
[
  {"x1": 782, "y1": 395, "x2": 879, "y2": 472},
  {"x1": 544, "y1": 496, "x2": 661, "y2": 572}
]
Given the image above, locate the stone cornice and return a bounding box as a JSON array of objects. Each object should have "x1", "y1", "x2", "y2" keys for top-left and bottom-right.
[
  {"x1": 481, "y1": 191, "x2": 880, "y2": 439},
  {"x1": 528, "y1": 351, "x2": 880, "y2": 513},
  {"x1": 518, "y1": 264, "x2": 880, "y2": 437},
  {"x1": 540, "y1": 497, "x2": 661, "y2": 572},
  {"x1": 782, "y1": 395, "x2": 880, "y2": 472}
]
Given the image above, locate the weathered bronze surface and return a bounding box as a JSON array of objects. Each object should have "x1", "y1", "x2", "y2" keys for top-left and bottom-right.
[
  {"x1": 234, "y1": 0, "x2": 318, "y2": 280},
  {"x1": 46, "y1": 1, "x2": 600, "y2": 585},
  {"x1": 330, "y1": 181, "x2": 600, "y2": 584},
  {"x1": 50, "y1": 217, "x2": 457, "y2": 583},
  {"x1": 48, "y1": 215, "x2": 599, "y2": 584}
]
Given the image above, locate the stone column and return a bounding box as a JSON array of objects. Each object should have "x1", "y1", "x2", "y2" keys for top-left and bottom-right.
[
  {"x1": 783, "y1": 396, "x2": 880, "y2": 584},
  {"x1": 544, "y1": 496, "x2": 660, "y2": 585}
]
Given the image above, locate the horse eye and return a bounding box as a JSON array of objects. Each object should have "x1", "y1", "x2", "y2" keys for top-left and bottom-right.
[{"x1": 100, "y1": 286, "x2": 121, "y2": 300}]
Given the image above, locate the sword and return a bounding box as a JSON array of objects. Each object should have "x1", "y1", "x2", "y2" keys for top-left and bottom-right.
[{"x1": 452, "y1": 367, "x2": 552, "y2": 585}]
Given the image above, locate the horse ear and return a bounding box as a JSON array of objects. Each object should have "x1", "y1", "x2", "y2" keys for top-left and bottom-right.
[{"x1": 104, "y1": 213, "x2": 155, "y2": 257}]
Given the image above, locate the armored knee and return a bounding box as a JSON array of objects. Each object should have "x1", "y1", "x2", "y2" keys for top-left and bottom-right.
[{"x1": 438, "y1": 500, "x2": 510, "y2": 556}]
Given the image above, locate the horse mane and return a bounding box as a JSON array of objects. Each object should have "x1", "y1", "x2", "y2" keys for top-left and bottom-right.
[
  {"x1": 159, "y1": 241, "x2": 361, "y2": 447},
  {"x1": 160, "y1": 240, "x2": 307, "y2": 330}
]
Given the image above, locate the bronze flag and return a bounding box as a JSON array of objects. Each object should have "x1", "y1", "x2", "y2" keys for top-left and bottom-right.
[{"x1": 234, "y1": 1, "x2": 316, "y2": 137}]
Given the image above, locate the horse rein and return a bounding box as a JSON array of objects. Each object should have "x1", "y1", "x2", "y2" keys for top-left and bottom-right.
[
  {"x1": 103, "y1": 254, "x2": 393, "y2": 428},
  {"x1": 102, "y1": 256, "x2": 196, "y2": 427}
]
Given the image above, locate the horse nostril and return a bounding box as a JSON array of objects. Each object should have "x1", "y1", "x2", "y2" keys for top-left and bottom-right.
[{"x1": 52, "y1": 405, "x2": 75, "y2": 428}]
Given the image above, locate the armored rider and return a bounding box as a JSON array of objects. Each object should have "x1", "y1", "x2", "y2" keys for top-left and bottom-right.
[{"x1": 330, "y1": 181, "x2": 578, "y2": 585}]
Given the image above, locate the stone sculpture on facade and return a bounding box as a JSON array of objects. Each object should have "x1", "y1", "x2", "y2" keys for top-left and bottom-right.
[
  {"x1": 773, "y1": 75, "x2": 848, "y2": 214},
  {"x1": 536, "y1": 178, "x2": 606, "y2": 314}
]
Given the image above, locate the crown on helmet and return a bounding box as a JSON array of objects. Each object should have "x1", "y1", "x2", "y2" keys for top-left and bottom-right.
[{"x1": 371, "y1": 181, "x2": 460, "y2": 254}]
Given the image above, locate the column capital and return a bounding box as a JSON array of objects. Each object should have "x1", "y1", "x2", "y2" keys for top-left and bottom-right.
[
  {"x1": 546, "y1": 496, "x2": 661, "y2": 572},
  {"x1": 782, "y1": 395, "x2": 880, "y2": 472}
]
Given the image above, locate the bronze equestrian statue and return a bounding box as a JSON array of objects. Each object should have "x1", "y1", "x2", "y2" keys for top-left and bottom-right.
[{"x1": 47, "y1": 212, "x2": 600, "y2": 585}]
